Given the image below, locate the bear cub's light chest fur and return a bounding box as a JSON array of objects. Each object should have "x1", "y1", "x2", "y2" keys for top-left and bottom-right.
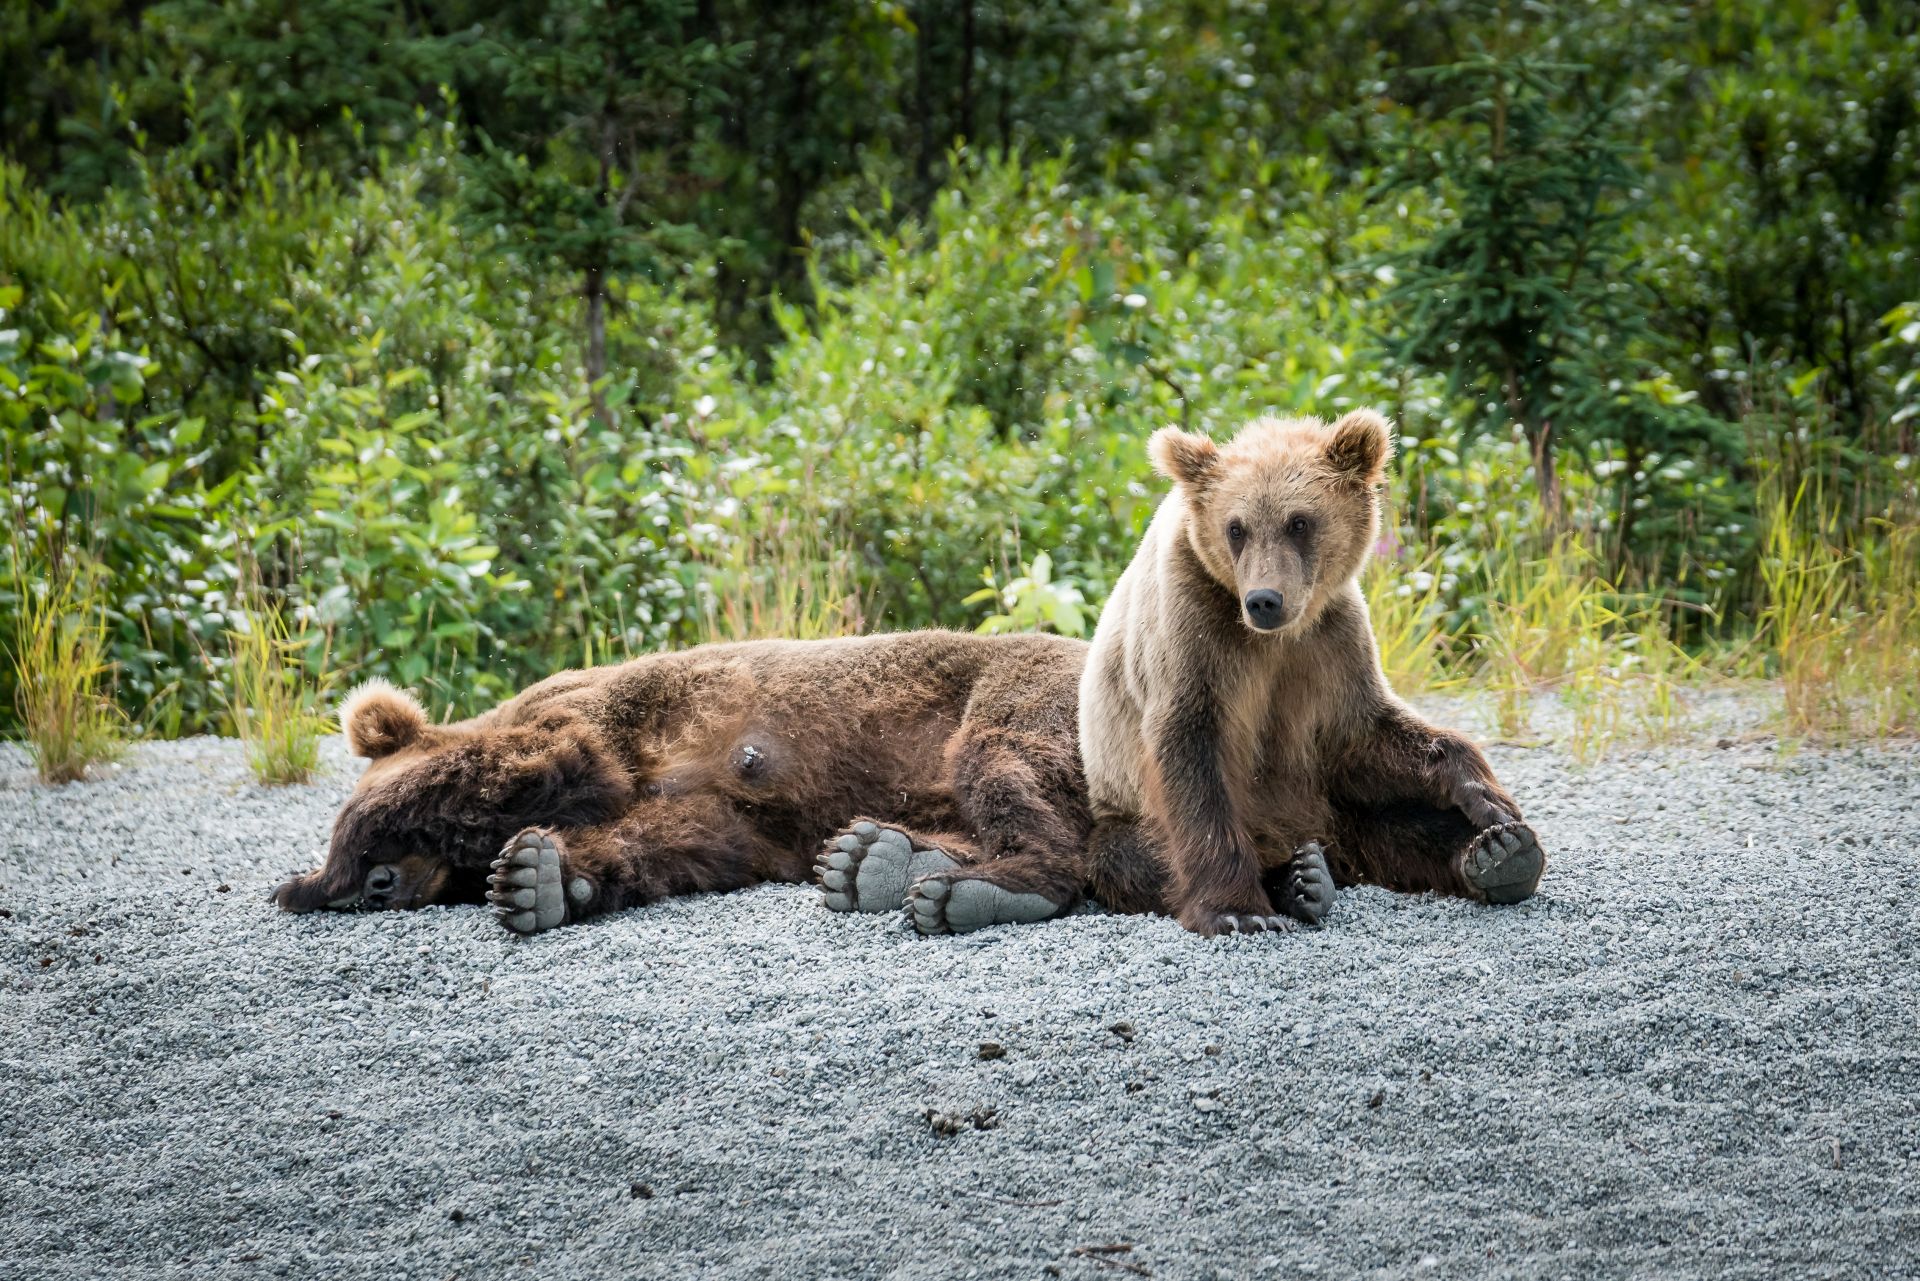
[{"x1": 1080, "y1": 414, "x2": 1390, "y2": 839}]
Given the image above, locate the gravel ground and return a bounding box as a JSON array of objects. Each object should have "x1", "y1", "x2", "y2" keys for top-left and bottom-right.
[{"x1": 4, "y1": 694, "x2": 1918, "y2": 1281}]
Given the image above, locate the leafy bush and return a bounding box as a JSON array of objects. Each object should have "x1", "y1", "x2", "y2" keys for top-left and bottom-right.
[
  {"x1": 2, "y1": 4, "x2": 1917, "y2": 745},
  {"x1": 969, "y1": 553, "x2": 1091, "y2": 638}
]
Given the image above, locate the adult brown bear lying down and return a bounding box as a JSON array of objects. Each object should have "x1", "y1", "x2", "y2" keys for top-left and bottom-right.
[
  {"x1": 274, "y1": 631, "x2": 1099, "y2": 935},
  {"x1": 274, "y1": 630, "x2": 1543, "y2": 936}
]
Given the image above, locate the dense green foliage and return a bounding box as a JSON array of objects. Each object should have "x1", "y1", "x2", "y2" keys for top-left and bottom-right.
[{"x1": 2, "y1": 0, "x2": 1916, "y2": 729}]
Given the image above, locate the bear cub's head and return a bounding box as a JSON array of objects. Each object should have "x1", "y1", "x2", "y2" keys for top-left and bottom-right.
[{"x1": 1149, "y1": 410, "x2": 1392, "y2": 636}]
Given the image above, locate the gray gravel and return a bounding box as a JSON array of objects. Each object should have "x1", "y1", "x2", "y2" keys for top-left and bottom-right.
[{"x1": 5, "y1": 699, "x2": 1919, "y2": 1280}]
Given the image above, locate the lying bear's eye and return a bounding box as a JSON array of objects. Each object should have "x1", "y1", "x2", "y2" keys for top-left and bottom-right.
[
  {"x1": 1287, "y1": 515, "x2": 1310, "y2": 537},
  {"x1": 1227, "y1": 519, "x2": 1247, "y2": 549}
]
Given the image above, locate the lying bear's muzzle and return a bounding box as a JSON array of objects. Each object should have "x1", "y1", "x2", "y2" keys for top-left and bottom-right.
[{"x1": 274, "y1": 857, "x2": 452, "y2": 913}]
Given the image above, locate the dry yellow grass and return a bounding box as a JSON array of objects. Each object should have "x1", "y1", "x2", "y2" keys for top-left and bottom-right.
[
  {"x1": 8, "y1": 551, "x2": 126, "y2": 783},
  {"x1": 226, "y1": 592, "x2": 333, "y2": 785}
]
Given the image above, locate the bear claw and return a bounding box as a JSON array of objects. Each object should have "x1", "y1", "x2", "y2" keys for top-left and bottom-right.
[
  {"x1": 1460, "y1": 821, "x2": 1546, "y2": 904},
  {"x1": 488, "y1": 830, "x2": 579, "y2": 935},
  {"x1": 1180, "y1": 909, "x2": 1298, "y2": 937},
  {"x1": 815, "y1": 823, "x2": 956, "y2": 914}
]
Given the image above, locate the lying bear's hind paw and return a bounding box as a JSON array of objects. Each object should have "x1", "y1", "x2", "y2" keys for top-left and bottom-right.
[
  {"x1": 907, "y1": 872, "x2": 1065, "y2": 936},
  {"x1": 1279, "y1": 841, "x2": 1336, "y2": 926},
  {"x1": 489, "y1": 829, "x2": 592, "y2": 935},
  {"x1": 1459, "y1": 821, "x2": 1546, "y2": 905},
  {"x1": 816, "y1": 822, "x2": 956, "y2": 914}
]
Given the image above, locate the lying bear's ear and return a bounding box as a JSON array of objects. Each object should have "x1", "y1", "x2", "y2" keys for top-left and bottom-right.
[
  {"x1": 1148, "y1": 426, "x2": 1221, "y2": 492},
  {"x1": 1325, "y1": 409, "x2": 1393, "y2": 487},
  {"x1": 340, "y1": 679, "x2": 428, "y2": 759}
]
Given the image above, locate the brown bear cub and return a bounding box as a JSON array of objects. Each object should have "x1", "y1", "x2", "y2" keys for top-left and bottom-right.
[
  {"x1": 272, "y1": 632, "x2": 1093, "y2": 937},
  {"x1": 1076, "y1": 411, "x2": 1547, "y2": 936}
]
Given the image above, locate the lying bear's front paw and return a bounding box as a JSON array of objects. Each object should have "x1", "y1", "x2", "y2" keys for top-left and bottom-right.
[
  {"x1": 1278, "y1": 842, "x2": 1335, "y2": 927},
  {"x1": 489, "y1": 829, "x2": 593, "y2": 935},
  {"x1": 1458, "y1": 821, "x2": 1546, "y2": 905}
]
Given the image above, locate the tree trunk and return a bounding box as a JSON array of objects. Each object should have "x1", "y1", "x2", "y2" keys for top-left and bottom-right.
[
  {"x1": 1504, "y1": 360, "x2": 1561, "y2": 531},
  {"x1": 913, "y1": 1, "x2": 935, "y2": 195},
  {"x1": 1532, "y1": 419, "x2": 1562, "y2": 532},
  {"x1": 584, "y1": 263, "x2": 608, "y2": 424},
  {"x1": 1612, "y1": 434, "x2": 1642, "y2": 573},
  {"x1": 959, "y1": 1, "x2": 976, "y2": 144}
]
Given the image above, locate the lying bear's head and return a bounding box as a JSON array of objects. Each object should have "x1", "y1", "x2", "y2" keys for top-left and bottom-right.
[
  {"x1": 1149, "y1": 410, "x2": 1391, "y2": 635},
  {"x1": 273, "y1": 680, "x2": 630, "y2": 914},
  {"x1": 272, "y1": 681, "x2": 459, "y2": 913}
]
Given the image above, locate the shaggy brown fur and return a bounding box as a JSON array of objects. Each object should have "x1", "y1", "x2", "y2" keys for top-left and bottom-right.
[
  {"x1": 1076, "y1": 411, "x2": 1547, "y2": 936},
  {"x1": 273, "y1": 631, "x2": 1092, "y2": 931}
]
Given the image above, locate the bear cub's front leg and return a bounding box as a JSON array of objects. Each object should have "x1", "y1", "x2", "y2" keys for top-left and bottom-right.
[{"x1": 1175, "y1": 871, "x2": 1300, "y2": 937}]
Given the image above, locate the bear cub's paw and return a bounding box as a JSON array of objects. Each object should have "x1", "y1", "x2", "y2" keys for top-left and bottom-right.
[
  {"x1": 1277, "y1": 841, "x2": 1336, "y2": 926},
  {"x1": 489, "y1": 829, "x2": 592, "y2": 935},
  {"x1": 907, "y1": 872, "x2": 1063, "y2": 936},
  {"x1": 817, "y1": 822, "x2": 957, "y2": 914},
  {"x1": 1459, "y1": 821, "x2": 1546, "y2": 905}
]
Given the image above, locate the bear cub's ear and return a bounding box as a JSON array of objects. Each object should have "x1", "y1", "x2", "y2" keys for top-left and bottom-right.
[
  {"x1": 1325, "y1": 409, "x2": 1393, "y2": 487},
  {"x1": 340, "y1": 679, "x2": 428, "y2": 759},
  {"x1": 1149, "y1": 426, "x2": 1221, "y2": 492}
]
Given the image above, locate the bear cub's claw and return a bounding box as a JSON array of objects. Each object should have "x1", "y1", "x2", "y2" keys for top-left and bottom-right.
[
  {"x1": 816, "y1": 822, "x2": 956, "y2": 914},
  {"x1": 1459, "y1": 821, "x2": 1546, "y2": 905},
  {"x1": 1278, "y1": 841, "x2": 1335, "y2": 926},
  {"x1": 1177, "y1": 905, "x2": 1299, "y2": 937},
  {"x1": 489, "y1": 829, "x2": 591, "y2": 935}
]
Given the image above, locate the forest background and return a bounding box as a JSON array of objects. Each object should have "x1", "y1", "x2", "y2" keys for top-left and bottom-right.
[{"x1": 3, "y1": 0, "x2": 1916, "y2": 780}]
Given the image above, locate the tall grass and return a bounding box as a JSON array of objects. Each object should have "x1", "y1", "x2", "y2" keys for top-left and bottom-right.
[
  {"x1": 695, "y1": 521, "x2": 868, "y2": 644},
  {"x1": 1757, "y1": 472, "x2": 1920, "y2": 741},
  {"x1": 226, "y1": 594, "x2": 333, "y2": 784},
  {"x1": 7, "y1": 551, "x2": 126, "y2": 783},
  {"x1": 1376, "y1": 526, "x2": 1701, "y2": 761},
  {"x1": 1362, "y1": 546, "x2": 1460, "y2": 697}
]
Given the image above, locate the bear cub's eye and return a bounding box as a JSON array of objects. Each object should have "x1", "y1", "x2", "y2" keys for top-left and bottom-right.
[
  {"x1": 1227, "y1": 519, "x2": 1247, "y2": 550},
  {"x1": 1286, "y1": 515, "x2": 1311, "y2": 537}
]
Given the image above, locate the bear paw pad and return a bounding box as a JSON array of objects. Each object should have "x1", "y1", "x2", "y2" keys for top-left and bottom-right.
[
  {"x1": 489, "y1": 830, "x2": 588, "y2": 935},
  {"x1": 816, "y1": 822, "x2": 956, "y2": 914},
  {"x1": 1460, "y1": 821, "x2": 1546, "y2": 905},
  {"x1": 907, "y1": 873, "x2": 1063, "y2": 936},
  {"x1": 1279, "y1": 841, "x2": 1335, "y2": 926}
]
